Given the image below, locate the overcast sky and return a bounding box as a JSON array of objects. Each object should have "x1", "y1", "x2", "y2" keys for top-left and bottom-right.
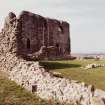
[{"x1": 0, "y1": 0, "x2": 105, "y2": 53}]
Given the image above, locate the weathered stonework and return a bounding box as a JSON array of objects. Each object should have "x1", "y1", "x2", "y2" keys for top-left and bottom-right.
[{"x1": 16, "y1": 11, "x2": 70, "y2": 59}]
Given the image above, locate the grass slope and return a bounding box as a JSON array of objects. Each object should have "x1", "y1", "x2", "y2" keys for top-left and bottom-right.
[
  {"x1": 0, "y1": 71, "x2": 48, "y2": 105},
  {"x1": 40, "y1": 59, "x2": 105, "y2": 90},
  {"x1": 0, "y1": 71, "x2": 75, "y2": 105}
]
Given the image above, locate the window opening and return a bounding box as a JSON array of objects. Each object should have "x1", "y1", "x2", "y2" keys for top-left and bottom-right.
[{"x1": 27, "y1": 38, "x2": 30, "y2": 49}]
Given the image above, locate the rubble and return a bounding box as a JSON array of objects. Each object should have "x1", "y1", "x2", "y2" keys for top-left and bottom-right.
[
  {"x1": 84, "y1": 63, "x2": 104, "y2": 70},
  {"x1": 9, "y1": 61, "x2": 105, "y2": 105}
]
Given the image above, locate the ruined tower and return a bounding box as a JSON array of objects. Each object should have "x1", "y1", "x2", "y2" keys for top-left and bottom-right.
[{"x1": 0, "y1": 11, "x2": 71, "y2": 59}]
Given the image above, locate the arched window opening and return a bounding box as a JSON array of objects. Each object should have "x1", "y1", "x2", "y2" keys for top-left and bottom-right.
[
  {"x1": 56, "y1": 43, "x2": 59, "y2": 48},
  {"x1": 55, "y1": 43, "x2": 60, "y2": 56},
  {"x1": 58, "y1": 26, "x2": 63, "y2": 33},
  {"x1": 27, "y1": 38, "x2": 30, "y2": 49}
]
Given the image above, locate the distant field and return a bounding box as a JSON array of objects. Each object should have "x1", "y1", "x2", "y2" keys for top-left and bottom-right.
[{"x1": 40, "y1": 59, "x2": 105, "y2": 90}]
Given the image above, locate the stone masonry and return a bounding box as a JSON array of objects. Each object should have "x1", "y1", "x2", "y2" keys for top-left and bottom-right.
[
  {"x1": 0, "y1": 11, "x2": 105, "y2": 105},
  {"x1": 16, "y1": 11, "x2": 70, "y2": 59}
]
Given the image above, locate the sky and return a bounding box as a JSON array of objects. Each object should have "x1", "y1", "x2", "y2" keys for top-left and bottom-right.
[{"x1": 0, "y1": 0, "x2": 105, "y2": 53}]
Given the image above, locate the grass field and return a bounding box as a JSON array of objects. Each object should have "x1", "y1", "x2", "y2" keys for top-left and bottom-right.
[{"x1": 40, "y1": 59, "x2": 105, "y2": 91}]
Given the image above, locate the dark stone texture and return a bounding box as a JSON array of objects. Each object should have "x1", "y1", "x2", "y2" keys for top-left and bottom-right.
[
  {"x1": 17, "y1": 11, "x2": 71, "y2": 58},
  {"x1": 0, "y1": 11, "x2": 71, "y2": 59}
]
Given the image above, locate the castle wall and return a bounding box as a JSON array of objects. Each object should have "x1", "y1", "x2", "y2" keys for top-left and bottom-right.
[
  {"x1": 47, "y1": 19, "x2": 70, "y2": 55},
  {"x1": 18, "y1": 11, "x2": 70, "y2": 58}
]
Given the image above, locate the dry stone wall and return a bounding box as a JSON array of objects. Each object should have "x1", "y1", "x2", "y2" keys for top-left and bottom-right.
[
  {"x1": 0, "y1": 11, "x2": 105, "y2": 105},
  {"x1": 0, "y1": 12, "x2": 18, "y2": 71},
  {"x1": 9, "y1": 61, "x2": 105, "y2": 105}
]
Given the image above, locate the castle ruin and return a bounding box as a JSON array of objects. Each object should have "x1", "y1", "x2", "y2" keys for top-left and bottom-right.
[
  {"x1": 2, "y1": 11, "x2": 71, "y2": 59},
  {"x1": 0, "y1": 11, "x2": 105, "y2": 105},
  {"x1": 18, "y1": 11, "x2": 71, "y2": 58}
]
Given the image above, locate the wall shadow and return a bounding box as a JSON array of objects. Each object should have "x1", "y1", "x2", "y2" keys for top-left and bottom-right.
[{"x1": 39, "y1": 61, "x2": 81, "y2": 70}]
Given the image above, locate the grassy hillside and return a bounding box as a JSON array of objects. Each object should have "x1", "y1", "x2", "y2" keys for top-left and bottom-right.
[
  {"x1": 0, "y1": 71, "x2": 75, "y2": 105},
  {"x1": 40, "y1": 59, "x2": 105, "y2": 91},
  {"x1": 0, "y1": 71, "x2": 48, "y2": 105}
]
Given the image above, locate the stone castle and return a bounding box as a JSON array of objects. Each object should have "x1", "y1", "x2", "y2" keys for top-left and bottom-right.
[
  {"x1": 0, "y1": 11, "x2": 105, "y2": 105},
  {"x1": 1, "y1": 11, "x2": 70, "y2": 59}
]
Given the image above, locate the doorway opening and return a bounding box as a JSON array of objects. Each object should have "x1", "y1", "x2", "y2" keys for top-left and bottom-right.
[
  {"x1": 56, "y1": 43, "x2": 59, "y2": 48},
  {"x1": 27, "y1": 38, "x2": 30, "y2": 49}
]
